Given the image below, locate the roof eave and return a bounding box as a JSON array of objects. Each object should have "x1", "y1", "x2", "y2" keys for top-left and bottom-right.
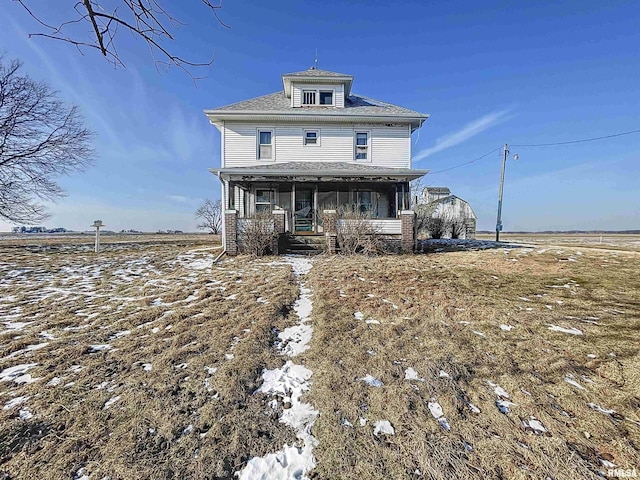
[
  {"x1": 209, "y1": 167, "x2": 429, "y2": 180},
  {"x1": 204, "y1": 110, "x2": 429, "y2": 129},
  {"x1": 282, "y1": 75, "x2": 354, "y2": 98}
]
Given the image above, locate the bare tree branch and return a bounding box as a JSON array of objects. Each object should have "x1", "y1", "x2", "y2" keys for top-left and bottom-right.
[
  {"x1": 15, "y1": 0, "x2": 230, "y2": 79},
  {"x1": 0, "y1": 56, "x2": 94, "y2": 223},
  {"x1": 195, "y1": 198, "x2": 222, "y2": 234}
]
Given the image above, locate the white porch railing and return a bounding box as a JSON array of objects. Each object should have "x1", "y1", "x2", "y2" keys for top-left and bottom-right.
[{"x1": 337, "y1": 218, "x2": 402, "y2": 235}]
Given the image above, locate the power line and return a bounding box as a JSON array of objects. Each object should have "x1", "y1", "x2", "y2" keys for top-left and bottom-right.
[
  {"x1": 427, "y1": 147, "x2": 501, "y2": 175},
  {"x1": 423, "y1": 127, "x2": 639, "y2": 176},
  {"x1": 511, "y1": 128, "x2": 640, "y2": 147}
]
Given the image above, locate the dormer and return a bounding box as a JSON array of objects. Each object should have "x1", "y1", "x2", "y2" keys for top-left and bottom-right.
[{"x1": 282, "y1": 68, "x2": 353, "y2": 108}]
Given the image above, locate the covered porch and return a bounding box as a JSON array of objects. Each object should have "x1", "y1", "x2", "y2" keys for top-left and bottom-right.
[{"x1": 212, "y1": 162, "x2": 427, "y2": 236}]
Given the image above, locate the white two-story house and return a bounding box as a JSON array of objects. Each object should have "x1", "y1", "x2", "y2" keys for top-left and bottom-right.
[{"x1": 205, "y1": 67, "x2": 429, "y2": 253}]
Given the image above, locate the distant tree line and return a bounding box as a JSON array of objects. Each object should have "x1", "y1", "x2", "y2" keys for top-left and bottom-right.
[{"x1": 12, "y1": 226, "x2": 67, "y2": 233}]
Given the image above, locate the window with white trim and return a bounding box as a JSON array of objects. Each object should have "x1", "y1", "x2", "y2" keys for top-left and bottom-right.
[
  {"x1": 302, "y1": 90, "x2": 316, "y2": 105},
  {"x1": 319, "y1": 91, "x2": 333, "y2": 105},
  {"x1": 304, "y1": 129, "x2": 319, "y2": 146},
  {"x1": 355, "y1": 131, "x2": 369, "y2": 160},
  {"x1": 255, "y1": 189, "x2": 275, "y2": 213},
  {"x1": 258, "y1": 130, "x2": 273, "y2": 159},
  {"x1": 301, "y1": 89, "x2": 334, "y2": 106}
]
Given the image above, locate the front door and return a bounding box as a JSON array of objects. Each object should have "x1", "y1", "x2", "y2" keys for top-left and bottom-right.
[{"x1": 294, "y1": 188, "x2": 314, "y2": 233}]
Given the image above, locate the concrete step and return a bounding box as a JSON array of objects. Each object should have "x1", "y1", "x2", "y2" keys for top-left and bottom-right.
[{"x1": 285, "y1": 235, "x2": 326, "y2": 254}]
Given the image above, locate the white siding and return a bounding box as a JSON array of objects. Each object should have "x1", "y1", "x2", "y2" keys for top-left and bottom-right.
[
  {"x1": 275, "y1": 125, "x2": 352, "y2": 163},
  {"x1": 338, "y1": 219, "x2": 401, "y2": 234},
  {"x1": 369, "y1": 219, "x2": 401, "y2": 234},
  {"x1": 292, "y1": 85, "x2": 301, "y2": 107},
  {"x1": 370, "y1": 126, "x2": 410, "y2": 168},
  {"x1": 223, "y1": 122, "x2": 411, "y2": 168},
  {"x1": 224, "y1": 124, "x2": 274, "y2": 166},
  {"x1": 335, "y1": 84, "x2": 345, "y2": 108}
]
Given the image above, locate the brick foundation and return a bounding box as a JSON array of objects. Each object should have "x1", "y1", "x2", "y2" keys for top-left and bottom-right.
[
  {"x1": 224, "y1": 210, "x2": 238, "y2": 256},
  {"x1": 272, "y1": 210, "x2": 286, "y2": 254},
  {"x1": 400, "y1": 210, "x2": 416, "y2": 253},
  {"x1": 323, "y1": 210, "x2": 338, "y2": 254}
]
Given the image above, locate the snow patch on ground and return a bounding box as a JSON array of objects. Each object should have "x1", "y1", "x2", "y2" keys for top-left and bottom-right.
[
  {"x1": 360, "y1": 374, "x2": 384, "y2": 387},
  {"x1": 19, "y1": 408, "x2": 33, "y2": 420},
  {"x1": 3, "y1": 395, "x2": 29, "y2": 410},
  {"x1": 488, "y1": 381, "x2": 515, "y2": 414},
  {"x1": 404, "y1": 368, "x2": 425, "y2": 382},
  {"x1": 277, "y1": 280, "x2": 313, "y2": 357},
  {"x1": 89, "y1": 344, "x2": 113, "y2": 352},
  {"x1": 547, "y1": 324, "x2": 583, "y2": 335},
  {"x1": 103, "y1": 395, "x2": 121, "y2": 409},
  {"x1": 240, "y1": 361, "x2": 318, "y2": 480},
  {"x1": 427, "y1": 399, "x2": 451, "y2": 431},
  {"x1": 564, "y1": 374, "x2": 586, "y2": 390},
  {"x1": 237, "y1": 256, "x2": 318, "y2": 480},
  {"x1": 522, "y1": 416, "x2": 547, "y2": 434},
  {"x1": 0, "y1": 363, "x2": 39, "y2": 384},
  {"x1": 373, "y1": 420, "x2": 395, "y2": 436},
  {"x1": 3, "y1": 342, "x2": 49, "y2": 360}
]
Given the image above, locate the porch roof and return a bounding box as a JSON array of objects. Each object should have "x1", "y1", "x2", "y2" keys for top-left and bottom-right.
[{"x1": 210, "y1": 162, "x2": 428, "y2": 182}]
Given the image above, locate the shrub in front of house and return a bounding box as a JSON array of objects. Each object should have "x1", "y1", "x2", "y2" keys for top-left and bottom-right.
[{"x1": 238, "y1": 211, "x2": 278, "y2": 257}]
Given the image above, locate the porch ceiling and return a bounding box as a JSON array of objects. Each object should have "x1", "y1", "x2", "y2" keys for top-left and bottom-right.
[{"x1": 210, "y1": 162, "x2": 428, "y2": 182}]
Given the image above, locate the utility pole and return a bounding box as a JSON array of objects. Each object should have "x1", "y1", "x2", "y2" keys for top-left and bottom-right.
[
  {"x1": 496, "y1": 144, "x2": 518, "y2": 242},
  {"x1": 495, "y1": 144, "x2": 508, "y2": 241}
]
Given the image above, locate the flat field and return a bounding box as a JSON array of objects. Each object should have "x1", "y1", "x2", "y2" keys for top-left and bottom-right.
[
  {"x1": 1, "y1": 235, "x2": 638, "y2": 479},
  {"x1": 476, "y1": 232, "x2": 640, "y2": 252}
]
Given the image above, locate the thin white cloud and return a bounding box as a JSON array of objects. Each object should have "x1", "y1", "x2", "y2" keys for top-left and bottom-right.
[
  {"x1": 166, "y1": 194, "x2": 190, "y2": 203},
  {"x1": 414, "y1": 109, "x2": 512, "y2": 163}
]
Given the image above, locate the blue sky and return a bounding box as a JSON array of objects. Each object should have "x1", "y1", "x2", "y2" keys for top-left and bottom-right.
[{"x1": 1, "y1": 0, "x2": 638, "y2": 232}]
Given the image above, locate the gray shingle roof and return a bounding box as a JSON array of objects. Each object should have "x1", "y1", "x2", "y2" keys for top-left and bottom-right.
[
  {"x1": 207, "y1": 91, "x2": 426, "y2": 117},
  {"x1": 282, "y1": 68, "x2": 352, "y2": 78},
  {"x1": 425, "y1": 187, "x2": 451, "y2": 195},
  {"x1": 212, "y1": 162, "x2": 428, "y2": 180}
]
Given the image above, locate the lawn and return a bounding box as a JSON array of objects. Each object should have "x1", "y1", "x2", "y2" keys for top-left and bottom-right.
[
  {"x1": 306, "y1": 247, "x2": 640, "y2": 479},
  {"x1": 1, "y1": 236, "x2": 638, "y2": 479}
]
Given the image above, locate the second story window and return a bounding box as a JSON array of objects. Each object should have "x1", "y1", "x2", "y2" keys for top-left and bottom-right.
[
  {"x1": 304, "y1": 130, "x2": 318, "y2": 145},
  {"x1": 258, "y1": 130, "x2": 272, "y2": 159},
  {"x1": 303, "y1": 91, "x2": 316, "y2": 105},
  {"x1": 355, "y1": 132, "x2": 369, "y2": 160}
]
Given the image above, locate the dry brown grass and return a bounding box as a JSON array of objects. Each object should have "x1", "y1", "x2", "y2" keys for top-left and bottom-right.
[
  {"x1": 0, "y1": 237, "x2": 301, "y2": 479},
  {"x1": 304, "y1": 247, "x2": 640, "y2": 479},
  {"x1": 476, "y1": 233, "x2": 640, "y2": 252},
  {"x1": 2, "y1": 235, "x2": 639, "y2": 479}
]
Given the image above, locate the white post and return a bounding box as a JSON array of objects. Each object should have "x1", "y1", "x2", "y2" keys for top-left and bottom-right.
[{"x1": 92, "y1": 220, "x2": 104, "y2": 253}]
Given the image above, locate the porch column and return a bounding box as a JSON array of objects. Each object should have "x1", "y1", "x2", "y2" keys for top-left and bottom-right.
[
  {"x1": 400, "y1": 210, "x2": 416, "y2": 253},
  {"x1": 323, "y1": 209, "x2": 338, "y2": 254},
  {"x1": 225, "y1": 210, "x2": 238, "y2": 256},
  {"x1": 272, "y1": 210, "x2": 286, "y2": 254}
]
